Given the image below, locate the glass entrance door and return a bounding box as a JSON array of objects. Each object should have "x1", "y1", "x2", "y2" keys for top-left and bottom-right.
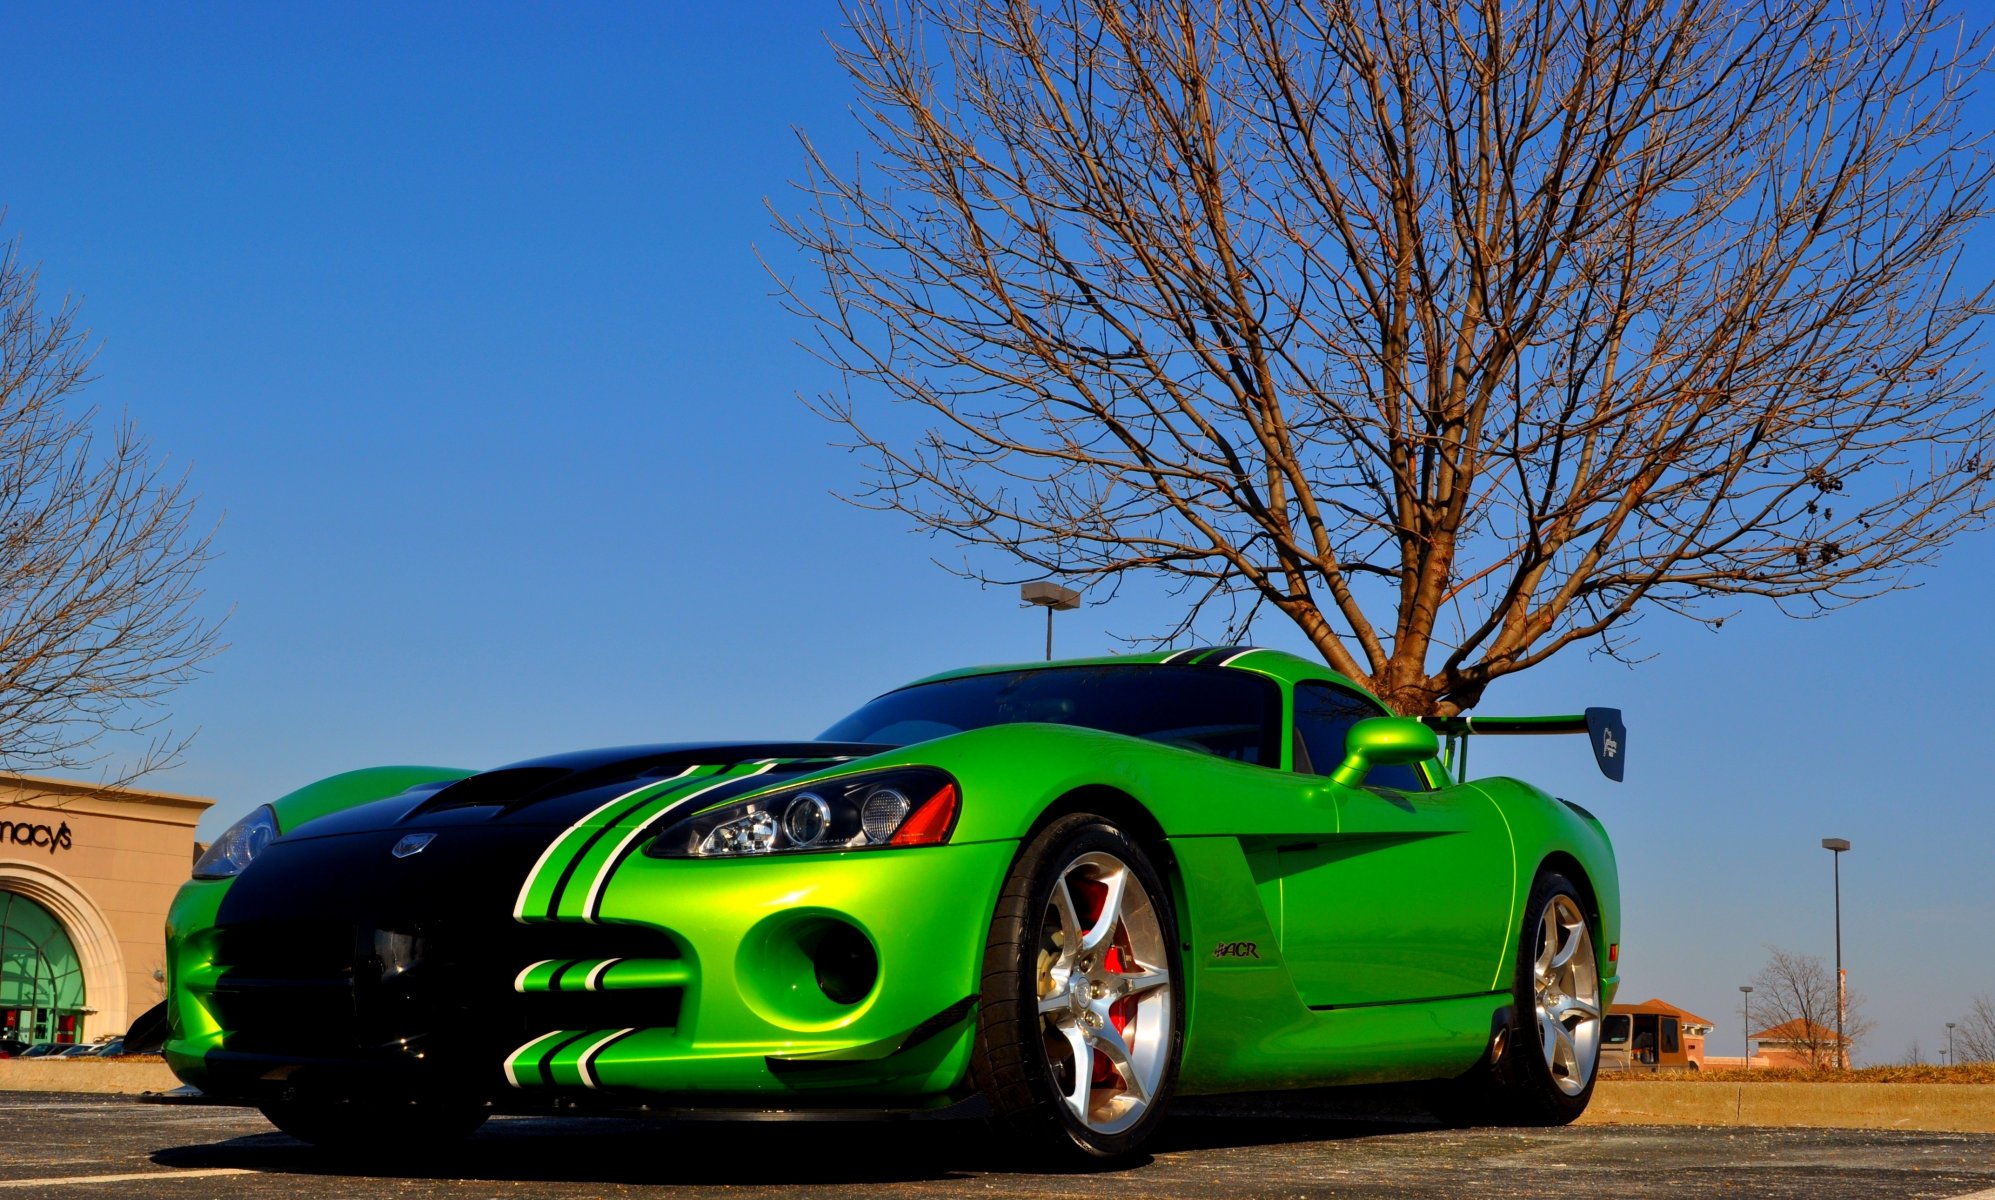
[{"x1": 0, "y1": 892, "x2": 85, "y2": 1044}]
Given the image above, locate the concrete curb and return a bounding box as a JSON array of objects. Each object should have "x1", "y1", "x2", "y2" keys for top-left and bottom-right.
[
  {"x1": 1582, "y1": 1080, "x2": 1995, "y2": 1133},
  {"x1": 0, "y1": 1060, "x2": 179, "y2": 1095}
]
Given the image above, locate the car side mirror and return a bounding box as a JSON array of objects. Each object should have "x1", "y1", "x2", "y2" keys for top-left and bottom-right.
[{"x1": 1332, "y1": 717, "x2": 1439, "y2": 788}]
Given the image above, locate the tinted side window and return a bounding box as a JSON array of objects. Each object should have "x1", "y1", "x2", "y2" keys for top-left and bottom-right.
[{"x1": 1292, "y1": 681, "x2": 1431, "y2": 791}]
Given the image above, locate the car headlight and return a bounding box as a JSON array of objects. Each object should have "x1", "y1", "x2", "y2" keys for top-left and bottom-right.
[
  {"x1": 646, "y1": 768, "x2": 960, "y2": 859},
  {"x1": 191, "y1": 805, "x2": 280, "y2": 879}
]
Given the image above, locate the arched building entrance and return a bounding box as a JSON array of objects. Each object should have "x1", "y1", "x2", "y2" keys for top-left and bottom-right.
[
  {"x1": 0, "y1": 890, "x2": 87, "y2": 1044},
  {"x1": 0, "y1": 774, "x2": 211, "y2": 1041}
]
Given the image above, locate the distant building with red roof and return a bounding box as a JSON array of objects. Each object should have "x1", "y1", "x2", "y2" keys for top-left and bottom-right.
[
  {"x1": 1749, "y1": 1019, "x2": 1849, "y2": 1069},
  {"x1": 1603, "y1": 998, "x2": 1717, "y2": 1071}
]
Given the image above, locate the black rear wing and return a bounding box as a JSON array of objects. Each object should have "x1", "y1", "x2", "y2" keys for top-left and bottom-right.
[{"x1": 1419, "y1": 708, "x2": 1625, "y2": 782}]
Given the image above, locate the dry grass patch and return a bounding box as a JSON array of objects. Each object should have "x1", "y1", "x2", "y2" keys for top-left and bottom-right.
[{"x1": 1602, "y1": 1064, "x2": 1995, "y2": 1085}]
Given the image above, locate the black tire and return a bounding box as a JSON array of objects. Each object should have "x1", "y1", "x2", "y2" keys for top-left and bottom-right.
[
  {"x1": 1430, "y1": 870, "x2": 1601, "y2": 1127},
  {"x1": 259, "y1": 1097, "x2": 488, "y2": 1154},
  {"x1": 970, "y1": 812, "x2": 1184, "y2": 1163}
]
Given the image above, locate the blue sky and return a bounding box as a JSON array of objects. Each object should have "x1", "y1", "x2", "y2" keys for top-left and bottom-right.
[{"x1": 3, "y1": 2, "x2": 1990, "y2": 1066}]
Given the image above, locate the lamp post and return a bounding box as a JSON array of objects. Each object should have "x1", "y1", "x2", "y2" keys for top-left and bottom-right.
[
  {"x1": 1020, "y1": 582, "x2": 1082, "y2": 660},
  {"x1": 1740, "y1": 985, "x2": 1754, "y2": 1072},
  {"x1": 1822, "y1": 837, "x2": 1851, "y2": 1069},
  {"x1": 1947, "y1": 1022, "x2": 1956, "y2": 1067}
]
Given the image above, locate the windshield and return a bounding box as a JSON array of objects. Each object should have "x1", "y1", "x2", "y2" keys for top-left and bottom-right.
[{"x1": 820, "y1": 665, "x2": 1280, "y2": 765}]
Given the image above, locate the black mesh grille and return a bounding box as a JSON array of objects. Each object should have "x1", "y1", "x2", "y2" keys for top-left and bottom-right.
[
  {"x1": 212, "y1": 922, "x2": 356, "y2": 982},
  {"x1": 205, "y1": 919, "x2": 685, "y2": 1063}
]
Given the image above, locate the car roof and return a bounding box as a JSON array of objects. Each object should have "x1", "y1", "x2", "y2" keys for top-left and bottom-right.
[{"x1": 900, "y1": 647, "x2": 1377, "y2": 700}]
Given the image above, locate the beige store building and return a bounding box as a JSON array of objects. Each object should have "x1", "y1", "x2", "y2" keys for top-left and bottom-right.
[{"x1": 0, "y1": 775, "x2": 212, "y2": 1046}]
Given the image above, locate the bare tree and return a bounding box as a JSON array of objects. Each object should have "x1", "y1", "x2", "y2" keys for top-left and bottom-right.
[
  {"x1": 1750, "y1": 946, "x2": 1870, "y2": 1068},
  {"x1": 1956, "y1": 993, "x2": 1995, "y2": 1063},
  {"x1": 0, "y1": 235, "x2": 221, "y2": 781},
  {"x1": 776, "y1": 0, "x2": 1995, "y2": 713}
]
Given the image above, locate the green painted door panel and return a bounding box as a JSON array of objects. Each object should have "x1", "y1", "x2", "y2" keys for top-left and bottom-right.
[
  {"x1": 1170, "y1": 835, "x2": 1490, "y2": 1094},
  {"x1": 1280, "y1": 783, "x2": 1514, "y2": 1007}
]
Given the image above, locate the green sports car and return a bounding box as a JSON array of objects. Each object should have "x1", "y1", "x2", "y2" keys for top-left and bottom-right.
[{"x1": 164, "y1": 648, "x2": 1622, "y2": 1160}]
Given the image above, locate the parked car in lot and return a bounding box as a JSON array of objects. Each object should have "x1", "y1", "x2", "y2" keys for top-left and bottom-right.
[
  {"x1": 88, "y1": 1039, "x2": 127, "y2": 1057},
  {"x1": 163, "y1": 649, "x2": 1625, "y2": 1161},
  {"x1": 0, "y1": 1038, "x2": 27, "y2": 1058},
  {"x1": 18, "y1": 1043, "x2": 64, "y2": 1058}
]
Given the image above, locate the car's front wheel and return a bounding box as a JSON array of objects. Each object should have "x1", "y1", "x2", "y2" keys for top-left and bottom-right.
[
  {"x1": 259, "y1": 1097, "x2": 488, "y2": 1154},
  {"x1": 971, "y1": 813, "x2": 1182, "y2": 1162}
]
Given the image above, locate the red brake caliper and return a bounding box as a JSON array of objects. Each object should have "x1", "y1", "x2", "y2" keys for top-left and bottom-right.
[
  {"x1": 1073, "y1": 879, "x2": 1132, "y2": 1093},
  {"x1": 1105, "y1": 946, "x2": 1135, "y2": 1067}
]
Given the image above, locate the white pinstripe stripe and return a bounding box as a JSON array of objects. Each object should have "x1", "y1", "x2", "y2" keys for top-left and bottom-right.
[
  {"x1": 513, "y1": 959, "x2": 557, "y2": 993},
  {"x1": 583, "y1": 958, "x2": 621, "y2": 991},
  {"x1": 577, "y1": 761, "x2": 777, "y2": 923},
  {"x1": 511, "y1": 764, "x2": 701, "y2": 923},
  {"x1": 576, "y1": 1027, "x2": 638, "y2": 1089},
  {"x1": 1217, "y1": 648, "x2": 1260, "y2": 666},
  {"x1": 502, "y1": 1030, "x2": 569, "y2": 1089}
]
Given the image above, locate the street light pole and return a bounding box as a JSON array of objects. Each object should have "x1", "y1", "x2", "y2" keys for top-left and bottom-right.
[
  {"x1": 1740, "y1": 985, "x2": 1754, "y2": 1073},
  {"x1": 1822, "y1": 837, "x2": 1851, "y2": 1069},
  {"x1": 1020, "y1": 582, "x2": 1082, "y2": 660},
  {"x1": 1947, "y1": 1022, "x2": 1956, "y2": 1067}
]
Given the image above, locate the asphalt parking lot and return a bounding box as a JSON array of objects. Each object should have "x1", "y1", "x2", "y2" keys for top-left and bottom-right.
[{"x1": 0, "y1": 1092, "x2": 1990, "y2": 1198}]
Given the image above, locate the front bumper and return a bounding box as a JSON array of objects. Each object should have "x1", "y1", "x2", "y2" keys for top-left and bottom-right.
[{"x1": 165, "y1": 830, "x2": 1015, "y2": 1108}]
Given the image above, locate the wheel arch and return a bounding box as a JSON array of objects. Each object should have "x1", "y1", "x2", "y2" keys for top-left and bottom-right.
[
  {"x1": 1531, "y1": 850, "x2": 1615, "y2": 995},
  {"x1": 967, "y1": 781, "x2": 1187, "y2": 1155},
  {"x1": 1535, "y1": 850, "x2": 1602, "y2": 933},
  {"x1": 1017, "y1": 784, "x2": 1189, "y2": 958}
]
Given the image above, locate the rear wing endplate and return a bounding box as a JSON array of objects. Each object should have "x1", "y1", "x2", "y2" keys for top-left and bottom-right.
[{"x1": 1419, "y1": 708, "x2": 1625, "y2": 783}]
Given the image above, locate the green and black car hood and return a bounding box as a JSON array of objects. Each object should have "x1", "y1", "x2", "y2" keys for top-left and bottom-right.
[
  {"x1": 273, "y1": 741, "x2": 897, "y2": 840},
  {"x1": 217, "y1": 739, "x2": 897, "y2": 938},
  {"x1": 199, "y1": 741, "x2": 893, "y2": 1096}
]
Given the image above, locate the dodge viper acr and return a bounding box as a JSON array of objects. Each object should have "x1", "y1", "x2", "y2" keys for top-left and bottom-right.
[{"x1": 163, "y1": 648, "x2": 1623, "y2": 1160}]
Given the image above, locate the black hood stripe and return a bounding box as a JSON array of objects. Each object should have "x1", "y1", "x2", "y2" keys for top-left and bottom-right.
[
  {"x1": 572, "y1": 761, "x2": 789, "y2": 922},
  {"x1": 510, "y1": 767, "x2": 705, "y2": 924},
  {"x1": 536, "y1": 766, "x2": 755, "y2": 923}
]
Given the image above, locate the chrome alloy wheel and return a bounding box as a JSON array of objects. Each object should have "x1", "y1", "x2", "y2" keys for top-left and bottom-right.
[
  {"x1": 1533, "y1": 893, "x2": 1602, "y2": 1096},
  {"x1": 1035, "y1": 850, "x2": 1172, "y2": 1135}
]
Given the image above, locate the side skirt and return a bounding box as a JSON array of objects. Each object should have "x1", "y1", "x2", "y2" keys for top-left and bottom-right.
[{"x1": 1179, "y1": 992, "x2": 1506, "y2": 1095}]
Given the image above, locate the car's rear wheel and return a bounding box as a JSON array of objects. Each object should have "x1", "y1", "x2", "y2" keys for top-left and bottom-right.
[
  {"x1": 1432, "y1": 870, "x2": 1603, "y2": 1126},
  {"x1": 259, "y1": 1097, "x2": 488, "y2": 1154},
  {"x1": 970, "y1": 813, "x2": 1182, "y2": 1162}
]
